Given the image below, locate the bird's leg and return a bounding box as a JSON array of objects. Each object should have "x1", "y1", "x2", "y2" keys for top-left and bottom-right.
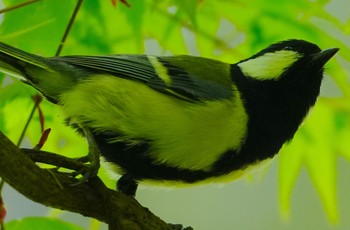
[
  {"x1": 74, "y1": 127, "x2": 101, "y2": 183},
  {"x1": 117, "y1": 173, "x2": 138, "y2": 196}
]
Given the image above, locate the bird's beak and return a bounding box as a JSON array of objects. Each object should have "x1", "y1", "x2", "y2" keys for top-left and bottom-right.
[{"x1": 311, "y1": 48, "x2": 339, "y2": 67}]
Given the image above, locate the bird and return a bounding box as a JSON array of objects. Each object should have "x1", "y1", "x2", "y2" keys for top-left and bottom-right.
[{"x1": 0, "y1": 39, "x2": 339, "y2": 196}]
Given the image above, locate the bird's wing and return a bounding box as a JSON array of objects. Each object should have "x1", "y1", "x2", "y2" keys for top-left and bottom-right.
[{"x1": 55, "y1": 54, "x2": 234, "y2": 102}]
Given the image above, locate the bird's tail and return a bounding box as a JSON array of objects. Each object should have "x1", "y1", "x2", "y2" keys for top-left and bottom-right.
[
  {"x1": 0, "y1": 42, "x2": 52, "y2": 80},
  {"x1": 0, "y1": 42, "x2": 77, "y2": 102}
]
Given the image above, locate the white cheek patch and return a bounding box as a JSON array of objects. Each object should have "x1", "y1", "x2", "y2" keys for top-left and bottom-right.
[{"x1": 237, "y1": 50, "x2": 302, "y2": 80}]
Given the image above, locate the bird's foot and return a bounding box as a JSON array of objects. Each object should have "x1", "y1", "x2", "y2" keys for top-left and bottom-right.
[
  {"x1": 23, "y1": 149, "x2": 99, "y2": 185},
  {"x1": 71, "y1": 127, "x2": 101, "y2": 185},
  {"x1": 70, "y1": 156, "x2": 99, "y2": 185}
]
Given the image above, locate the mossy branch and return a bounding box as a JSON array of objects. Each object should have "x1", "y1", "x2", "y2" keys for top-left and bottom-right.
[{"x1": 0, "y1": 131, "x2": 176, "y2": 230}]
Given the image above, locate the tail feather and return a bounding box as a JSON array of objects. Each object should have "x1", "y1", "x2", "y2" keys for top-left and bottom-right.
[
  {"x1": 0, "y1": 42, "x2": 76, "y2": 103},
  {"x1": 0, "y1": 42, "x2": 50, "y2": 71}
]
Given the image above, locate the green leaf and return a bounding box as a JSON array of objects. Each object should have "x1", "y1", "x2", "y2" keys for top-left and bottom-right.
[
  {"x1": 171, "y1": 0, "x2": 199, "y2": 27},
  {"x1": 120, "y1": 0, "x2": 146, "y2": 50},
  {"x1": 279, "y1": 100, "x2": 341, "y2": 223},
  {"x1": 0, "y1": 0, "x2": 76, "y2": 55},
  {"x1": 5, "y1": 217, "x2": 83, "y2": 230}
]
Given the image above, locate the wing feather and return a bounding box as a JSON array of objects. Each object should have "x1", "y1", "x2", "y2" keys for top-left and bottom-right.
[{"x1": 53, "y1": 54, "x2": 233, "y2": 101}]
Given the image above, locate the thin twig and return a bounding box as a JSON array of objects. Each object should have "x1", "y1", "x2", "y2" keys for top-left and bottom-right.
[
  {"x1": 55, "y1": 0, "x2": 84, "y2": 56},
  {"x1": 0, "y1": 0, "x2": 40, "y2": 14},
  {"x1": 16, "y1": 102, "x2": 37, "y2": 146}
]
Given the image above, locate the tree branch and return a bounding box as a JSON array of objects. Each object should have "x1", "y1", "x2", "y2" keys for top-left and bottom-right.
[{"x1": 0, "y1": 131, "x2": 175, "y2": 230}]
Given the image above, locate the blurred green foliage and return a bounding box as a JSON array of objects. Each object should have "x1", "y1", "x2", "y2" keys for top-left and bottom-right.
[
  {"x1": 5, "y1": 217, "x2": 83, "y2": 230},
  {"x1": 0, "y1": 0, "x2": 349, "y2": 229}
]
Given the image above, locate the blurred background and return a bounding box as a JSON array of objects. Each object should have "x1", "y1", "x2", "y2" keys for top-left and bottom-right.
[{"x1": 0, "y1": 0, "x2": 350, "y2": 229}]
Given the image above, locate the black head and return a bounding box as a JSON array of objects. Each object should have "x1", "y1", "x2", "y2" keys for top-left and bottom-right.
[
  {"x1": 229, "y1": 40, "x2": 339, "y2": 165},
  {"x1": 237, "y1": 39, "x2": 339, "y2": 81},
  {"x1": 255, "y1": 39, "x2": 321, "y2": 57}
]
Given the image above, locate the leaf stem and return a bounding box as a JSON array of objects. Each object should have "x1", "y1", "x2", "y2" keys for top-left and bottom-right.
[
  {"x1": 16, "y1": 101, "x2": 38, "y2": 146},
  {"x1": 55, "y1": 0, "x2": 84, "y2": 56},
  {"x1": 0, "y1": 0, "x2": 40, "y2": 14}
]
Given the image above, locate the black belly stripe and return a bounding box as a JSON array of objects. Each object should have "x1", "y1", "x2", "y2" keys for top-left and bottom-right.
[
  {"x1": 93, "y1": 131, "x2": 275, "y2": 183},
  {"x1": 93, "y1": 132, "x2": 275, "y2": 183}
]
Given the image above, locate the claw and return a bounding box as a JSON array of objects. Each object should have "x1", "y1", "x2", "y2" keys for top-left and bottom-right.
[{"x1": 70, "y1": 165, "x2": 99, "y2": 186}]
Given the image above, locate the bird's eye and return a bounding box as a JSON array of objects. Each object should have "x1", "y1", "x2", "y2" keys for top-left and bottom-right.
[{"x1": 283, "y1": 46, "x2": 293, "y2": 51}]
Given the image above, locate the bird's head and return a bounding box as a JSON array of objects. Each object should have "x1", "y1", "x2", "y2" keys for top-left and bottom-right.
[{"x1": 237, "y1": 39, "x2": 339, "y2": 81}]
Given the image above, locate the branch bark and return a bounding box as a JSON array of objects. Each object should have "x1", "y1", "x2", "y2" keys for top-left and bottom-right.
[{"x1": 0, "y1": 131, "x2": 174, "y2": 230}]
